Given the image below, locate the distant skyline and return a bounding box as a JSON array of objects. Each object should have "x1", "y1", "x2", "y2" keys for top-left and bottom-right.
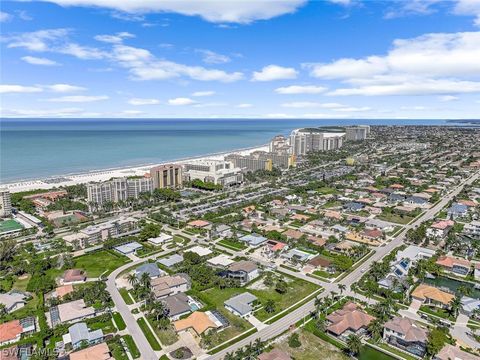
[{"x1": 1, "y1": 0, "x2": 479, "y2": 119}]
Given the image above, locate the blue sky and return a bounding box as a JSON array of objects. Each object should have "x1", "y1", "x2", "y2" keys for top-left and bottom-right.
[{"x1": 1, "y1": 0, "x2": 479, "y2": 119}]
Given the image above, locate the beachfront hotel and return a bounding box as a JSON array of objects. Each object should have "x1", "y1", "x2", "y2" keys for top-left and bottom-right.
[
  {"x1": 289, "y1": 128, "x2": 345, "y2": 156},
  {"x1": 345, "y1": 125, "x2": 371, "y2": 141},
  {"x1": 150, "y1": 164, "x2": 183, "y2": 189},
  {"x1": 183, "y1": 159, "x2": 243, "y2": 187}
]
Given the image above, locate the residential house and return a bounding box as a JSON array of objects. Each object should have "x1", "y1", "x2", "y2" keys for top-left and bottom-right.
[
  {"x1": 283, "y1": 229, "x2": 305, "y2": 241},
  {"x1": 47, "y1": 299, "x2": 96, "y2": 327},
  {"x1": 343, "y1": 202, "x2": 364, "y2": 212},
  {"x1": 463, "y1": 220, "x2": 480, "y2": 238},
  {"x1": 460, "y1": 296, "x2": 480, "y2": 318},
  {"x1": 157, "y1": 254, "x2": 183, "y2": 268},
  {"x1": 151, "y1": 274, "x2": 190, "y2": 299},
  {"x1": 173, "y1": 311, "x2": 221, "y2": 336},
  {"x1": 326, "y1": 302, "x2": 375, "y2": 338},
  {"x1": 187, "y1": 220, "x2": 211, "y2": 229},
  {"x1": 383, "y1": 317, "x2": 428, "y2": 357},
  {"x1": 161, "y1": 293, "x2": 192, "y2": 320},
  {"x1": 62, "y1": 322, "x2": 104, "y2": 350},
  {"x1": 186, "y1": 245, "x2": 212, "y2": 257},
  {"x1": 0, "y1": 291, "x2": 28, "y2": 313},
  {"x1": 365, "y1": 219, "x2": 395, "y2": 233},
  {"x1": 147, "y1": 233, "x2": 173, "y2": 246},
  {"x1": 263, "y1": 240, "x2": 287, "y2": 257},
  {"x1": 69, "y1": 342, "x2": 112, "y2": 360},
  {"x1": 0, "y1": 319, "x2": 34, "y2": 347},
  {"x1": 447, "y1": 203, "x2": 468, "y2": 219},
  {"x1": 224, "y1": 292, "x2": 258, "y2": 318},
  {"x1": 135, "y1": 263, "x2": 164, "y2": 279},
  {"x1": 435, "y1": 256, "x2": 471, "y2": 276},
  {"x1": 434, "y1": 344, "x2": 480, "y2": 360},
  {"x1": 207, "y1": 254, "x2": 234, "y2": 268},
  {"x1": 411, "y1": 284, "x2": 454, "y2": 309},
  {"x1": 221, "y1": 261, "x2": 260, "y2": 284},
  {"x1": 52, "y1": 285, "x2": 74, "y2": 299},
  {"x1": 281, "y1": 248, "x2": 314, "y2": 263},
  {"x1": 239, "y1": 233, "x2": 268, "y2": 247},
  {"x1": 426, "y1": 220, "x2": 454, "y2": 239},
  {"x1": 307, "y1": 256, "x2": 334, "y2": 273},
  {"x1": 113, "y1": 242, "x2": 143, "y2": 255},
  {"x1": 61, "y1": 269, "x2": 86, "y2": 285}
]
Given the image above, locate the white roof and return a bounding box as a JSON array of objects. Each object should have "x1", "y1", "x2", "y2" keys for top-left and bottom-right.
[
  {"x1": 148, "y1": 233, "x2": 173, "y2": 244},
  {"x1": 186, "y1": 246, "x2": 212, "y2": 257},
  {"x1": 207, "y1": 254, "x2": 234, "y2": 267},
  {"x1": 114, "y1": 242, "x2": 142, "y2": 254},
  {"x1": 395, "y1": 245, "x2": 435, "y2": 261}
]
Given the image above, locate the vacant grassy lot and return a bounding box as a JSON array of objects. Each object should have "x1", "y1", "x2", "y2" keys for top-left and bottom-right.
[
  {"x1": 275, "y1": 329, "x2": 348, "y2": 360},
  {"x1": 377, "y1": 213, "x2": 414, "y2": 225},
  {"x1": 74, "y1": 250, "x2": 131, "y2": 277},
  {"x1": 217, "y1": 239, "x2": 247, "y2": 250},
  {"x1": 250, "y1": 274, "x2": 320, "y2": 321}
]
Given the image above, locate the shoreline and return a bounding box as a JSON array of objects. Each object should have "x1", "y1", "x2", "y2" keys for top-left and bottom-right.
[{"x1": 1, "y1": 144, "x2": 269, "y2": 193}]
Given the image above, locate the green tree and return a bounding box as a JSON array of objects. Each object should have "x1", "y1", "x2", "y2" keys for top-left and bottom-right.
[
  {"x1": 426, "y1": 328, "x2": 448, "y2": 358},
  {"x1": 346, "y1": 334, "x2": 362, "y2": 356},
  {"x1": 288, "y1": 333, "x2": 301, "y2": 348},
  {"x1": 264, "y1": 299, "x2": 276, "y2": 313}
]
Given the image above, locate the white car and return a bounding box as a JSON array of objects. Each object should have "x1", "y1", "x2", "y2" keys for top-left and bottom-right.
[{"x1": 361, "y1": 268, "x2": 367, "y2": 273}]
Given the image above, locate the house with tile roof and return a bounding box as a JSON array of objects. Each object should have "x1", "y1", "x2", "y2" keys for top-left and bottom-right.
[
  {"x1": 326, "y1": 302, "x2": 375, "y2": 338},
  {"x1": 173, "y1": 311, "x2": 221, "y2": 336},
  {"x1": 69, "y1": 342, "x2": 112, "y2": 360},
  {"x1": 435, "y1": 256, "x2": 471, "y2": 276},
  {"x1": 427, "y1": 220, "x2": 455, "y2": 239},
  {"x1": 383, "y1": 317, "x2": 428, "y2": 357},
  {"x1": 434, "y1": 344, "x2": 480, "y2": 360},
  {"x1": 151, "y1": 274, "x2": 190, "y2": 299},
  {"x1": 411, "y1": 284, "x2": 455, "y2": 309},
  {"x1": 0, "y1": 320, "x2": 23, "y2": 347}
]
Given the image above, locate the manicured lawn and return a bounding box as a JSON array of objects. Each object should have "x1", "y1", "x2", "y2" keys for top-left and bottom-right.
[
  {"x1": 419, "y1": 305, "x2": 455, "y2": 321},
  {"x1": 251, "y1": 274, "x2": 320, "y2": 321},
  {"x1": 74, "y1": 250, "x2": 131, "y2": 278},
  {"x1": 137, "y1": 317, "x2": 161, "y2": 350},
  {"x1": 193, "y1": 287, "x2": 253, "y2": 347},
  {"x1": 313, "y1": 270, "x2": 338, "y2": 278},
  {"x1": 122, "y1": 335, "x2": 140, "y2": 359},
  {"x1": 86, "y1": 315, "x2": 117, "y2": 334},
  {"x1": 119, "y1": 288, "x2": 134, "y2": 305},
  {"x1": 217, "y1": 239, "x2": 247, "y2": 250},
  {"x1": 113, "y1": 312, "x2": 126, "y2": 331}
]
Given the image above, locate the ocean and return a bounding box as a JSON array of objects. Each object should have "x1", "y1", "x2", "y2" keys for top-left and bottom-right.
[{"x1": 0, "y1": 118, "x2": 451, "y2": 183}]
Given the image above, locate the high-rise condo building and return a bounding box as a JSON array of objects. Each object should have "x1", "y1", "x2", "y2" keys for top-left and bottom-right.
[
  {"x1": 0, "y1": 188, "x2": 12, "y2": 217},
  {"x1": 289, "y1": 128, "x2": 345, "y2": 156},
  {"x1": 87, "y1": 176, "x2": 153, "y2": 206},
  {"x1": 346, "y1": 125, "x2": 370, "y2": 141},
  {"x1": 150, "y1": 164, "x2": 183, "y2": 189},
  {"x1": 269, "y1": 135, "x2": 291, "y2": 154}
]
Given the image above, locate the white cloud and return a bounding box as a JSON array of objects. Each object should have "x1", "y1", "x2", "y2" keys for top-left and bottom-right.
[
  {"x1": 275, "y1": 85, "x2": 327, "y2": 94},
  {"x1": 439, "y1": 95, "x2": 459, "y2": 102},
  {"x1": 281, "y1": 101, "x2": 345, "y2": 108},
  {"x1": 334, "y1": 106, "x2": 371, "y2": 112},
  {"x1": 94, "y1": 32, "x2": 135, "y2": 44},
  {"x1": 128, "y1": 98, "x2": 160, "y2": 105},
  {"x1": 193, "y1": 102, "x2": 227, "y2": 108},
  {"x1": 45, "y1": 95, "x2": 109, "y2": 102},
  {"x1": 59, "y1": 43, "x2": 108, "y2": 59},
  {"x1": 384, "y1": 0, "x2": 442, "y2": 19},
  {"x1": 310, "y1": 32, "x2": 480, "y2": 80},
  {"x1": 168, "y1": 97, "x2": 196, "y2": 106},
  {"x1": 6, "y1": 28, "x2": 69, "y2": 52},
  {"x1": 252, "y1": 65, "x2": 298, "y2": 81},
  {"x1": 453, "y1": 0, "x2": 480, "y2": 27},
  {"x1": 21, "y1": 56, "x2": 59, "y2": 66},
  {"x1": 328, "y1": 78, "x2": 480, "y2": 96},
  {"x1": 192, "y1": 91, "x2": 215, "y2": 97},
  {"x1": 0, "y1": 85, "x2": 43, "y2": 94},
  {"x1": 236, "y1": 103, "x2": 253, "y2": 108},
  {"x1": 310, "y1": 31, "x2": 480, "y2": 96},
  {"x1": 37, "y1": 0, "x2": 307, "y2": 24},
  {"x1": 1, "y1": 107, "x2": 83, "y2": 117},
  {"x1": 0, "y1": 11, "x2": 12, "y2": 22},
  {"x1": 111, "y1": 45, "x2": 243, "y2": 82},
  {"x1": 196, "y1": 49, "x2": 230, "y2": 64},
  {"x1": 121, "y1": 110, "x2": 145, "y2": 115},
  {"x1": 45, "y1": 84, "x2": 86, "y2": 92}
]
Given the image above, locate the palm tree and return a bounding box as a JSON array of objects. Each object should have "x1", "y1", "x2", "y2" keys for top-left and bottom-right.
[
  {"x1": 126, "y1": 273, "x2": 138, "y2": 288},
  {"x1": 264, "y1": 299, "x2": 276, "y2": 313},
  {"x1": 368, "y1": 319, "x2": 384, "y2": 342},
  {"x1": 449, "y1": 295, "x2": 462, "y2": 318},
  {"x1": 346, "y1": 334, "x2": 362, "y2": 356},
  {"x1": 338, "y1": 284, "x2": 346, "y2": 295}
]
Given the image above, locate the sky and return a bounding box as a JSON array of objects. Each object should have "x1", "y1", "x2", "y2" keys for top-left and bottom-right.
[{"x1": 1, "y1": 0, "x2": 480, "y2": 119}]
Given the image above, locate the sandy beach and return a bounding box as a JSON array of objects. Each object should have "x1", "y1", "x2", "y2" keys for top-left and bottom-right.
[{"x1": 2, "y1": 144, "x2": 269, "y2": 193}]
